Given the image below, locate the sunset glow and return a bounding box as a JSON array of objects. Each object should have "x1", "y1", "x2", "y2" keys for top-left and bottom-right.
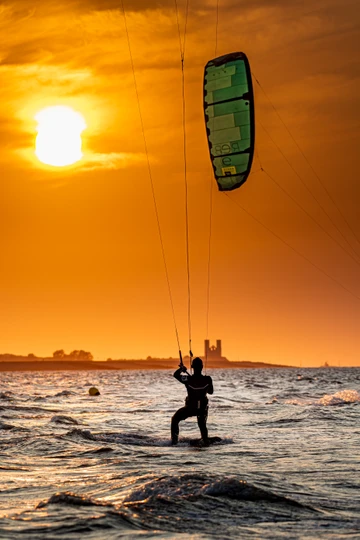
[
  {"x1": 35, "y1": 106, "x2": 86, "y2": 167},
  {"x1": 0, "y1": 0, "x2": 359, "y2": 366}
]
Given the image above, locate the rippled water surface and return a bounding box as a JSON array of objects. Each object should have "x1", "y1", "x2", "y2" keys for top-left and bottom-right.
[{"x1": 0, "y1": 368, "x2": 359, "y2": 539}]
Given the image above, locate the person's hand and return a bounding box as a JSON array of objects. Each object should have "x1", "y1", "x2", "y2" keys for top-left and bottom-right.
[{"x1": 180, "y1": 365, "x2": 188, "y2": 373}]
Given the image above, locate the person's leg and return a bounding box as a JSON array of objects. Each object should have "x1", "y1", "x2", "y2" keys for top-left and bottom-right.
[
  {"x1": 197, "y1": 408, "x2": 208, "y2": 443},
  {"x1": 171, "y1": 407, "x2": 190, "y2": 444}
]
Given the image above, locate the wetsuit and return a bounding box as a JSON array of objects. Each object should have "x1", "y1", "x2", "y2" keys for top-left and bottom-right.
[{"x1": 171, "y1": 367, "x2": 214, "y2": 444}]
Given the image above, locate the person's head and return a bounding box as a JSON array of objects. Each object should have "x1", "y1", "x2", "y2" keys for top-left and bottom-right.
[{"x1": 192, "y1": 357, "x2": 203, "y2": 374}]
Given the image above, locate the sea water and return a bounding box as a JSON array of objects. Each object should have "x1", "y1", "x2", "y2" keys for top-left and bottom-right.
[{"x1": 0, "y1": 368, "x2": 359, "y2": 539}]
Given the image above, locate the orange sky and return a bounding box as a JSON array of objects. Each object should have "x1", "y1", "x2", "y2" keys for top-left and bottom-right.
[{"x1": 1, "y1": 0, "x2": 360, "y2": 367}]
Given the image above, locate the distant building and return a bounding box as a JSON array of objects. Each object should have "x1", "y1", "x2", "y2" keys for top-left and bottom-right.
[{"x1": 204, "y1": 339, "x2": 222, "y2": 360}]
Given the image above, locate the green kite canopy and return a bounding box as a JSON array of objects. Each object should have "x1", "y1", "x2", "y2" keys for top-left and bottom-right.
[{"x1": 204, "y1": 52, "x2": 255, "y2": 191}]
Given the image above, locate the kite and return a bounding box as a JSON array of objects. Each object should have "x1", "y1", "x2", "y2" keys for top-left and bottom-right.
[{"x1": 204, "y1": 52, "x2": 255, "y2": 191}]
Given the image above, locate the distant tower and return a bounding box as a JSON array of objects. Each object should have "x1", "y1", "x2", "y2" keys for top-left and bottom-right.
[
  {"x1": 216, "y1": 339, "x2": 222, "y2": 358},
  {"x1": 204, "y1": 340, "x2": 222, "y2": 359}
]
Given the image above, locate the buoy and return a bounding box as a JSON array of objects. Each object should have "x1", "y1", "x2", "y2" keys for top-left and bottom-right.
[{"x1": 89, "y1": 387, "x2": 100, "y2": 396}]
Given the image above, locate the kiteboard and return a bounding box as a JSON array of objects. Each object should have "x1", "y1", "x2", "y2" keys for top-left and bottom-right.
[{"x1": 188, "y1": 436, "x2": 222, "y2": 447}]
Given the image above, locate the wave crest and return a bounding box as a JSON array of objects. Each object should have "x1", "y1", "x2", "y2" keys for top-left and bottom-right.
[
  {"x1": 50, "y1": 415, "x2": 79, "y2": 425},
  {"x1": 37, "y1": 491, "x2": 109, "y2": 508},
  {"x1": 318, "y1": 389, "x2": 360, "y2": 406},
  {"x1": 123, "y1": 474, "x2": 310, "y2": 509}
]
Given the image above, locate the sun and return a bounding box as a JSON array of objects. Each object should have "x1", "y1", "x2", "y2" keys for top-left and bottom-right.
[{"x1": 35, "y1": 106, "x2": 86, "y2": 167}]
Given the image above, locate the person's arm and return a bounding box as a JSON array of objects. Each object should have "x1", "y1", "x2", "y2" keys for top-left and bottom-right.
[
  {"x1": 207, "y1": 376, "x2": 214, "y2": 395},
  {"x1": 173, "y1": 367, "x2": 188, "y2": 384}
]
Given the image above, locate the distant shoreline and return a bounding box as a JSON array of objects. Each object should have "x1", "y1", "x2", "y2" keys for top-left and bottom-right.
[{"x1": 0, "y1": 357, "x2": 291, "y2": 371}]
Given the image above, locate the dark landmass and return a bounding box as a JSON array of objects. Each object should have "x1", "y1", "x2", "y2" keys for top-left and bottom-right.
[{"x1": 0, "y1": 353, "x2": 291, "y2": 371}]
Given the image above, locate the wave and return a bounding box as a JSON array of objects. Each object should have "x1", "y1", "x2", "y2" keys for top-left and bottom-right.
[
  {"x1": 0, "y1": 421, "x2": 30, "y2": 432},
  {"x1": 0, "y1": 493, "x2": 140, "y2": 538},
  {"x1": 296, "y1": 375, "x2": 318, "y2": 382},
  {"x1": 318, "y1": 389, "x2": 360, "y2": 406},
  {"x1": 54, "y1": 390, "x2": 76, "y2": 397},
  {"x1": 123, "y1": 474, "x2": 311, "y2": 508},
  {"x1": 0, "y1": 466, "x2": 30, "y2": 471},
  {"x1": 0, "y1": 421, "x2": 15, "y2": 430},
  {"x1": 64, "y1": 428, "x2": 232, "y2": 448},
  {"x1": 245, "y1": 383, "x2": 270, "y2": 389},
  {"x1": 268, "y1": 389, "x2": 360, "y2": 407},
  {"x1": 50, "y1": 415, "x2": 79, "y2": 425},
  {"x1": 78, "y1": 446, "x2": 114, "y2": 455},
  {"x1": 0, "y1": 404, "x2": 60, "y2": 413},
  {"x1": 201, "y1": 477, "x2": 307, "y2": 506},
  {"x1": 7, "y1": 473, "x2": 314, "y2": 538},
  {"x1": 37, "y1": 491, "x2": 111, "y2": 509},
  {"x1": 119, "y1": 474, "x2": 318, "y2": 536},
  {"x1": 64, "y1": 428, "x2": 98, "y2": 441},
  {"x1": 64, "y1": 427, "x2": 170, "y2": 446},
  {"x1": 255, "y1": 417, "x2": 304, "y2": 427},
  {"x1": 0, "y1": 392, "x2": 13, "y2": 400}
]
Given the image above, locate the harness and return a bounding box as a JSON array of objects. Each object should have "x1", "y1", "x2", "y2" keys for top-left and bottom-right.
[{"x1": 185, "y1": 378, "x2": 209, "y2": 412}]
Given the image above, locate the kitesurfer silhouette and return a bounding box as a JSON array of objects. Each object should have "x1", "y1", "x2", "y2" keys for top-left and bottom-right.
[{"x1": 171, "y1": 357, "x2": 213, "y2": 445}]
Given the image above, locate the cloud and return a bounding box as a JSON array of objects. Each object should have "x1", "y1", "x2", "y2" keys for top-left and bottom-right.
[
  {"x1": 82, "y1": 151, "x2": 148, "y2": 170},
  {"x1": 2, "y1": 0, "x2": 176, "y2": 17},
  {"x1": 11, "y1": 145, "x2": 148, "y2": 172},
  {"x1": 1, "y1": 0, "x2": 359, "y2": 171}
]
